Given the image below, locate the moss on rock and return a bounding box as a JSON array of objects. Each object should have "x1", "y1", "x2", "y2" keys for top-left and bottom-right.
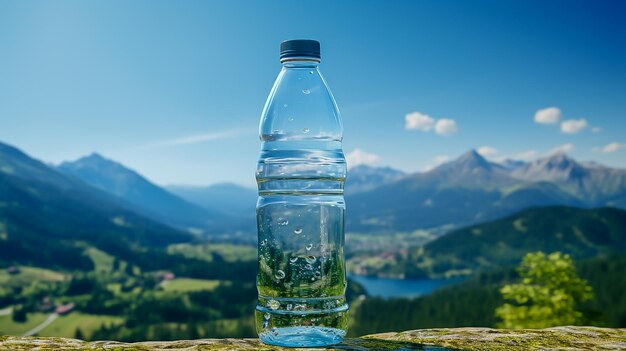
[
  {"x1": 369, "y1": 326, "x2": 626, "y2": 351},
  {"x1": 0, "y1": 327, "x2": 624, "y2": 350}
]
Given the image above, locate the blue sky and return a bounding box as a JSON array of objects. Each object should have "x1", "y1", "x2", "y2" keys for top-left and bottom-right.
[{"x1": 1, "y1": 1, "x2": 625, "y2": 186}]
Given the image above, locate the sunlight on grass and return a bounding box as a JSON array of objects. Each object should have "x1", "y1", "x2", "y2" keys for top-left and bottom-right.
[
  {"x1": 0, "y1": 312, "x2": 49, "y2": 336},
  {"x1": 167, "y1": 243, "x2": 257, "y2": 262},
  {"x1": 160, "y1": 278, "x2": 221, "y2": 293},
  {"x1": 0, "y1": 266, "x2": 67, "y2": 285},
  {"x1": 38, "y1": 313, "x2": 123, "y2": 339},
  {"x1": 85, "y1": 248, "x2": 115, "y2": 274}
]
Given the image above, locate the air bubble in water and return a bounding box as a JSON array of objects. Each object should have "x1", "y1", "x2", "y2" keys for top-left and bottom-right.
[
  {"x1": 274, "y1": 270, "x2": 285, "y2": 280},
  {"x1": 306, "y1": 243, "x2": 313, "y2": 251},
  {"x1": 302, "y1": 89, "x2": 310, "y2": 94},
  {"x1": 293, "y1": 304, "x2": 306, "y2": 311},
  {"x1": 294, "y1": 228, "x2": 302, "y2": 234},
  {"x1": 289, "y1": 257, "x2": 298, "y2": 263},
  {"x1": 277, "y1": 218, "x2": 289, "y2": 226},
  {"x1": 305, "y1": 255, "x2": 316, "y2": 264},
  {"x1": 302, "y1": 128, "x2": 310, "y2": 133},
  {"x1": 309, "y1": 71, "x2": 314, "y2": 74},
  {"x1": 286, "y1": 304, "x2": 293, "y2": 311},
  {"x1": 314, "y1": 271, "x2": 321, "y2": 278}
]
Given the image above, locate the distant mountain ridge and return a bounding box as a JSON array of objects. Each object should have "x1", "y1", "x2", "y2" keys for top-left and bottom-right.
[
  {"x1": 66, "y1": 149, "x2": 624, "y2": 235},
  {"x1": 423, "y1": 150, "x2": 515, "y2": 188},
  {"x1": 167, "y1": 164, "x2": 408, "y2": 208},
  {"x1": 58, "y1": 153, "x2": 228, "y2": 234},
  {"x1": 509, "y1": 153, "x2": 626, "y2": 205},
  {"x1": 166, "y1": 183, "x2": 257, "y2": 216},
  {"x1": 0, "y1": 142, "x2": 191, "y2": 270},
  {"x1": 6, "y1": 139, "x2": 626, "y2": 240},
  {"x1": 495, "y1": 159, "x2": 527, "y2": 172},
  {"x1": 345, "y1": 165, "x2": 406, "y2": 194},
  {"x1": 347, "y1": 150, "x2": 625, "y2": 232}
]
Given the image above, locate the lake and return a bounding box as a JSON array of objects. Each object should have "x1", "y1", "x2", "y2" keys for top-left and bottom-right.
[{"x1": 349, "y1": 275, "x2": 465, "y2": 299}]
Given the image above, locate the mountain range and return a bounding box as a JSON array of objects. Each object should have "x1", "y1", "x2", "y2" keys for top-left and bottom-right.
[
  {"x1": 58, "y1": 153, "x2": 229, "y2": 235},
  {"x1": 166, "y1": 183, "x2": 257, "y2": 217},
  {"x1": 0, "y1": 142, "x2": 191, "y2": 270},
  {"x1": 2, "y1": 140, "x2": 626, "y2": 244},
  {"x1": 346, "y1": 150, "x2": 626, "y2": 232},
  {"x1": 345, "y1": 165, "x2": 406, "y2": 194},
  {"x1": 509, "y1": 153, "x2": 626, "y2": 207}
]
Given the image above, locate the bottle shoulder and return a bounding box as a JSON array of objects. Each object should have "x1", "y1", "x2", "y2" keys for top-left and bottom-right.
[{"x1": 259, "y1": 67, "x2": 343, "y2": 140}]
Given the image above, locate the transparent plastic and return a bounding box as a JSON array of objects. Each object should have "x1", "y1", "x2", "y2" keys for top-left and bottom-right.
[{"x1": 255, "y1": 59, "x2": 348, "y2": 347}]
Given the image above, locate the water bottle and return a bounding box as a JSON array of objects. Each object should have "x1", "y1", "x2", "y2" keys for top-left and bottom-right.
[{"x1": 255, "y1": 39, "x2": 348, "y2": 347}]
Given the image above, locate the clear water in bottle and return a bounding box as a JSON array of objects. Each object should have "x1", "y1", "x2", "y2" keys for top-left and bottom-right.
[{"x1": 255, "y1": 40, "x2": 348, "y2": 347}]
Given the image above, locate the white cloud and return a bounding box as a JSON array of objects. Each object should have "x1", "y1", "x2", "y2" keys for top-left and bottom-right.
[
  {"x1": 534, "y1": 107, "x2": 561, "y2": 124},
  {"x1": 591, "y1": 127, "x2": 602, "y2": 133},
  {"x1": 145, "y1": 128, "x2": 252, "y2": 148},
  {"x1": 405, "y1": 111, "x2": 458, "y2": 136},
  {"x1": 477, "y1": 146, "x2": 500, "y2": 159},
  {"x1": 560, "y1": 118, "x2": 588, "y2": 134},
  {"x1": 422, "y1": 155, "x2": 450, "y2": 172},
  {"x1": 513, "y1": 150, "x2": 538, "y2": 161},
  {"x1": 405, "y1": 112, "x2": 435, "y2": 131},
  {"x1": 345, "y1": 148, "x2": 381, "y2": 168},
  {"x1": 548, "y1": 143, "x2": 575, "y2": 155},
  {"x1": 434, "y1": 155, "x2": 450, "y2": 164},
  {"x1": 434, "y1": 118, "x2": 458, "y2": 136},
  {"x1": 594, "y1": 142, "x2": 625, "y2": 154}
]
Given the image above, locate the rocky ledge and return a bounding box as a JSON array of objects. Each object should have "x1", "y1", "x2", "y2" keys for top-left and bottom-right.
[{"x1": 1, "y1": 327, "x2": 625, "y2": 350}]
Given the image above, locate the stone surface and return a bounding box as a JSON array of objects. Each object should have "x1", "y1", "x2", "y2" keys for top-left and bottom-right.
[{"x1": 1, "y1": 327, "x2": 625, "y2": 350}]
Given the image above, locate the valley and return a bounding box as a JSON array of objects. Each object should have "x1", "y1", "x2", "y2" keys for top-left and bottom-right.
[{"x1": 1, "y1": 140, "x2": 626, "y2": 339}]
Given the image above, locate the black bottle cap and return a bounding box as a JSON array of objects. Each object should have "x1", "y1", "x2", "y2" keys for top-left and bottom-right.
[{"x1": 280, "y1": 39, "x2": 321, "y2": 61}]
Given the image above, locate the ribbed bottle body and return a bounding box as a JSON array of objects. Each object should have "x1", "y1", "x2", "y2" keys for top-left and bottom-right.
[{"x1": 255, "y1": 58, "x2": 348, "y2": 347}]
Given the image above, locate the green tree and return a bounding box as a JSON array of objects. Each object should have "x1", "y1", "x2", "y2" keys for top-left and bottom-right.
[
  {"x1": 125, "y1": 262, "x2": 135, "y2": 276},
  {"x1": 12, "y1": 305, "x2": 27, "y2": 323},
  {"x1": 495, "y1": 251, "x2": 593, "y2": 329},
  {"x1": 74, "y1": 327, "x2": 84, "y2": 340},
  {"x1": 112, "y1": 257, "x2": 121, "y2": 272}
]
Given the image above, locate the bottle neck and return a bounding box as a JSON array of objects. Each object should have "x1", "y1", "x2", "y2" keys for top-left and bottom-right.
[{"x1": 281, "y1": 59, "x2": 320, "y2": 69}]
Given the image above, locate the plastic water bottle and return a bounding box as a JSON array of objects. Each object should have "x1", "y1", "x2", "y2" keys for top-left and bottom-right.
[{"x1": 255, "y1": 39, "x2": 348, "y2": 347}]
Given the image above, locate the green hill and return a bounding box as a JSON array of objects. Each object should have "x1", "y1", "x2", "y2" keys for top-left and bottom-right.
[
  {"x1": 408, "y1": 206, "x2": 626, "y2": 277},
  {"x1": 58, "y1": 153, "x2": 232, "y2": 235},
  {"x1": 0, "y1": 142, "x2": 195, "y2": 270}
]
